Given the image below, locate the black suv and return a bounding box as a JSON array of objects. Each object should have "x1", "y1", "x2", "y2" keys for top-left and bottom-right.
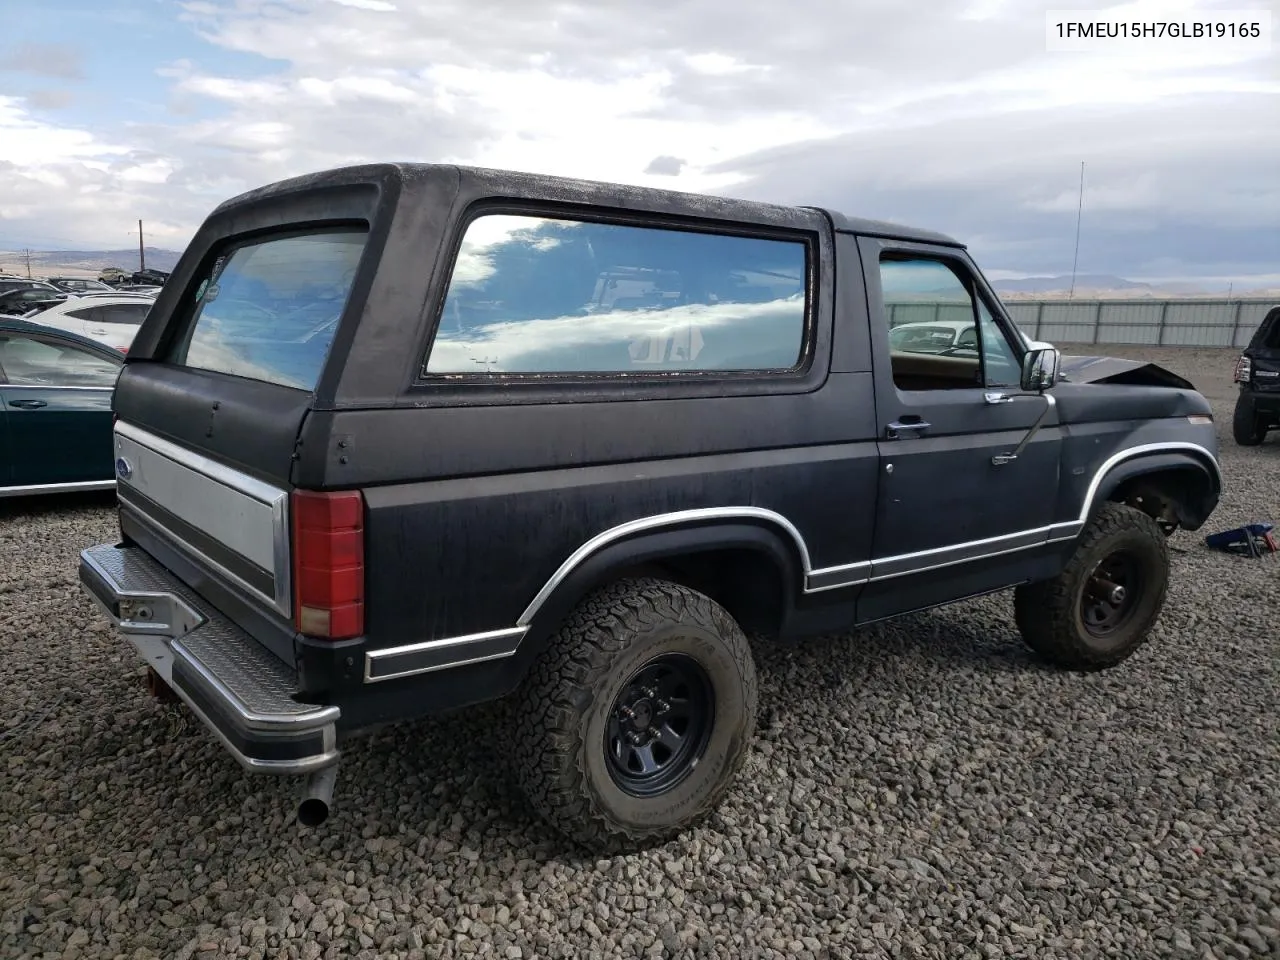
[
  {"x1": 78, "y1": 163, "x2": 1222, "y2": 852},
  {"x1": 1232, "y1": 305, "x2": 1280, "y2": 445}
]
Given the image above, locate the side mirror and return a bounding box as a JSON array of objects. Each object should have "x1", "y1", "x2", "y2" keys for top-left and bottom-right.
[{"x1": 1020, "y1": 342, "x2": 1061, "y2": 392}]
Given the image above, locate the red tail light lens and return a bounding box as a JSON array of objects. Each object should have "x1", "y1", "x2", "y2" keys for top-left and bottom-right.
[{"x1": 291, "y1": 489, "x2": 365, "y2": 640}]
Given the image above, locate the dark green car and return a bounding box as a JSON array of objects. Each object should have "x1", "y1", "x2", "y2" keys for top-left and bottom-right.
[{"x1": 0, "y1": 318, "x2": 124, "y2": 497}]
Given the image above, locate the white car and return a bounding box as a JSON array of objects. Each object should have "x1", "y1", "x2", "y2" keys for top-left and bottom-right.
[
  {"x1": 22, "y1": 295, "x2": 154, "y2": 352},
  {"x1": 889, "y1": 318, "x2": 979, "y2": 353}
]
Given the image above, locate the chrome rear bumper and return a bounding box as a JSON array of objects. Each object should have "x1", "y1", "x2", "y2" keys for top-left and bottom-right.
[{"x1": 79, "y1": 543, "x2": 339, "y2": 775}]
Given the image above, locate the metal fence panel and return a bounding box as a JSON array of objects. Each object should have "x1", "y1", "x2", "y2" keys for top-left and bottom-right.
[{"x1": 993, "y1": 297, "x2": 1274, "y2": 348}]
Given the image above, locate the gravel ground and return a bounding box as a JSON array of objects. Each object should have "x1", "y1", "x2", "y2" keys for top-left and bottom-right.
[{"x1": 2, "y1": 344, "x2": 1277, "y2": 960}]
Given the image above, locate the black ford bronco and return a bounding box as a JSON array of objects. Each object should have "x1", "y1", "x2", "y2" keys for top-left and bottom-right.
[
  {"x1": 1232, "y1": 305, "x2": 1280, "y2": 445},
  {"x1": 79, "y1": 163, "x2": 1222, "y2": 852}
]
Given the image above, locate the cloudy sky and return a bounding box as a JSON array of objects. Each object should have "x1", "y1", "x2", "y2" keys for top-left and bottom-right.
[{"x1": 0, "y1": 0, "x2": 1276, "y2": 286}]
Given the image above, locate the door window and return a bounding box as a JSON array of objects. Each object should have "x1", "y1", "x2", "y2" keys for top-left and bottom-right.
[
  {"x1": 878, "y1": 254, "x2": 1022, "y2": 390},
  {"x1": 0, "y1": 334, "x2": 122, "y2": 387}
]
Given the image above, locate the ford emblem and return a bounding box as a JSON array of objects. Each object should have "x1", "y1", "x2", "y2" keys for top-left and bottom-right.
[{"x1": 115, "y1": 457, "x2": 133, "y2": 481}]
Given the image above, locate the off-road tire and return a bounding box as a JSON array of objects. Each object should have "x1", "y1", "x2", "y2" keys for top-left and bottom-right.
[
  {"x1": 1232, "y1": 394, "x2": 1267, "y2": 446},
  {"x1": 511, "y1": 577, "x2": 757, "y2": 853},
  {"x1": 1014, "y1": 501, "x2": 1170, "y2": 670}
]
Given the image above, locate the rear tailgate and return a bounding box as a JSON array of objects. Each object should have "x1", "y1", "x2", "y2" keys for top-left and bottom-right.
[{"x1": 106, "y1": 166, "x2": 403, "y2": 654}]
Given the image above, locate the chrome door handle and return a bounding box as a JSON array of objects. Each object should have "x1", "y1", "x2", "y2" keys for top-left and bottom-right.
[
  {"x1": 885, "y1": 419, "x2": 931, "y2": 439},
  {"x1": 984, "y1": 391, "x2": 1014, "y2": 404}
]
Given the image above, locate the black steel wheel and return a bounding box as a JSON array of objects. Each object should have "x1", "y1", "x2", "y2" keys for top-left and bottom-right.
[
  {"x1": 1014, "y1": 502, "x2": 1170, "y2": 670},
  {"x1": 604, "y1": 653, "x2": 715, "y2": 797},
  {"x1": 1080, "y1": 549, "x2": 1147, "y2": 637},
  {"x1": 510, "y1": 577, "x2": 757, "y2": 854}
]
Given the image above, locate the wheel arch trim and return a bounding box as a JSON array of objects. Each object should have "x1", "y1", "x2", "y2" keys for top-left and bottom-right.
[
  {"x1": 517, "y1": 507, "x2": 813, "y2": 627},
  {"x1": 1078, "y1": 441, "x2": 1221, "y2": 522},
  {"x1": 1047, "y1": 440, "x2": 1221, "y2": 541}
]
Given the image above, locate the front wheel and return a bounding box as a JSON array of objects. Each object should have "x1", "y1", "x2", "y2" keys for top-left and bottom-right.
[
  {"x1": 1014, "y1": 502, "x2": 1170, "y2": 670},
  {"x1": 511, "y1": 577, "x2": 758, "y2": 853},
  {"x1": 1232, "y1": 394, "x2": 1268, "y2": 446}
]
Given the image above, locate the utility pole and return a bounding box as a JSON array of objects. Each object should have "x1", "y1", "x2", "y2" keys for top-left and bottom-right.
[
  {"x1": 1068, "y1": 161, "x2": 1084, "y2": 300},
  {"x1": 138, "y1": 220, "x2": 145, "y2": 272},
  {"x1": 22, "y1": 248, "x2": 32, "y2": 279}
]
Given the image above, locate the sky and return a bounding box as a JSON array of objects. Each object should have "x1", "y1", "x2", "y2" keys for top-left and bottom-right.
[{"x1": 0, "y1": 0, "x2": 1277, "y2": 287}]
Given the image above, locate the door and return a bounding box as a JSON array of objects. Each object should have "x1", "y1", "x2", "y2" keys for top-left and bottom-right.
[
  {"x1": 856, "y1": 237, "x2": 1062, "y2": 620},
  {"x1": 0, "y1": 330, "x2": 121, "y2": 487},
  {"x1": 32, "y1": 304, "x2": 95, "y2": 339},
  {"x1": 85, "y1": 302, "x2": 151, "y2": 350}
]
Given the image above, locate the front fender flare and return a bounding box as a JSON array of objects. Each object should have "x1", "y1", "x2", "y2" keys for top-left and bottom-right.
[{"x1": 1087, "y1": 445, "x2": 1222, "y2": 531}]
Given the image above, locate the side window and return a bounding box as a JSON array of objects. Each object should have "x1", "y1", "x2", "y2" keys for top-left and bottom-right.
[
  {"x1": 1261, "y1": 310, "x2": 1280, "y2": 349},
  {"x1": 65, "y1": 308, "x2": 96, "y2": 321},
  {"x1": 879, "y1": 255, "x2": 1022, "y2": 390},
  {"x1": 0, "y1": 335, "x2": 121, "y2": 387},
  {"x1": 99, "y1": 303, "x2": 151, "y2": 324},
  {"x1": 423, "y1": 213, "x2": 808, "y2": 375}
]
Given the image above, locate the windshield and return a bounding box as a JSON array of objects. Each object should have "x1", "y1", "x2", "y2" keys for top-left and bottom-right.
[{"x1": 170, "y1": 227, "x2": 367, "y2": 390}]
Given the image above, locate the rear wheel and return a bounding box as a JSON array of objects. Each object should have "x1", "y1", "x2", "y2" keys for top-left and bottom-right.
[
  {"x1": 1232, "y1": 393, "x2": 1267, "y2": 446},
  {"x1": 511, "y1": 577, "x2": 757, "y2": 853},
  {"x1": 1014, "y1": 502, "x2": 1170, "y2": 670}
]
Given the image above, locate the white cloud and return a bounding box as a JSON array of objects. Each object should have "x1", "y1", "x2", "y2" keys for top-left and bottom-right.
[{"x1": 1, "y1": 0, "x2": 1275, "y2": 284}]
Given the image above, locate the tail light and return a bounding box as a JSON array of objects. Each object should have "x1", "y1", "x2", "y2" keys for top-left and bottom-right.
[
  {"x1": 1234, "y1": 355, "x2": 1251, "y2": 382},
  {"x1": 291, "y1": 489, "x2": 365, "y2": 640}
]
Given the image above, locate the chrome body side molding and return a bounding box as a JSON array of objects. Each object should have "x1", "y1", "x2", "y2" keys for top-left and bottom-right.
[
  {"x1": 0, "y1": 479, "x2": 116, "y2": 499},
  {"x1": 364, "y1": 439, "x2": 1220, "y2": 682}
]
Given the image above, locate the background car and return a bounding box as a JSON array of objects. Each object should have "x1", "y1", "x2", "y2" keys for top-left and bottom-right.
[
  {"x1": 0, "y1": 318, "x2": 124, "y2": 497},
  {"x1": 1232, "y1": 304, "x2": 1280, "y2": 445},
  {"x1": 0, "y1": 282, "x2": 70, "y2": 316},
  {"x1": 45, "y1": 277, "x2": 118, "y2": 295},
  {"x1": 888, "y1": 318, "x2": 978, "y2": 353},
  {"x1": 20, "y1": 295, "x2": 154, "y2": 352}
]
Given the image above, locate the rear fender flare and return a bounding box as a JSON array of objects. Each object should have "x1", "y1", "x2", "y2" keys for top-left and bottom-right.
[{"x1": 511, "y1": 519, "x2": 805, "y2": 670}]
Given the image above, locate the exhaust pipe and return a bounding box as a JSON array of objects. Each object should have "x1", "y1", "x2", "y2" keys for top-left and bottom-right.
[
  {"x1": 145, "y1": 666, "x2": 179, "y2": 703},
  {"x1": 297, "y1": 764, "x2": 338, "y2": 827}
]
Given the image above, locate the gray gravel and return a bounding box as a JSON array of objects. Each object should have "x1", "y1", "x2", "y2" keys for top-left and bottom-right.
[{"x1": 3, "y1": 344, "x2": 1278, "y2": 960}]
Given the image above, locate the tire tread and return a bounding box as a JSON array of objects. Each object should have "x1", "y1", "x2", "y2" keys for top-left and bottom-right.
[
  {"x1": 1014, "y1": 501, "x2": 1170, "y2": 670},
  {"x1": 511, "y1": 576, "x2": 757, "y2": 853}
]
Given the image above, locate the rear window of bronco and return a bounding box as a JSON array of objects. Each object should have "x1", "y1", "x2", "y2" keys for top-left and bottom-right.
[
  {"x1": 169, "y1": 227, "x2": 367, "y2": 390},
  {"x1": 424, "y1": 213, "x2": 809, "y2": 376}
]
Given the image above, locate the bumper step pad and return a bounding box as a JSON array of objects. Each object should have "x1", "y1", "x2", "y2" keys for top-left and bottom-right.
[{"x1": 80, "y1": 543, "x2": 339, "y2": 774}]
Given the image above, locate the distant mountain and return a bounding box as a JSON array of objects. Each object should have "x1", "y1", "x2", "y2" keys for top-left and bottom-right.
[
  {"x1": 991, "y1": 274, "x2": 1274, "y2": 299},
  {"x1": 992, "y1": 274, "x2": 1153, "y2": 294},
  {"x1": 0, "y1": 247, "x2": 184, "y2": 278}
]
